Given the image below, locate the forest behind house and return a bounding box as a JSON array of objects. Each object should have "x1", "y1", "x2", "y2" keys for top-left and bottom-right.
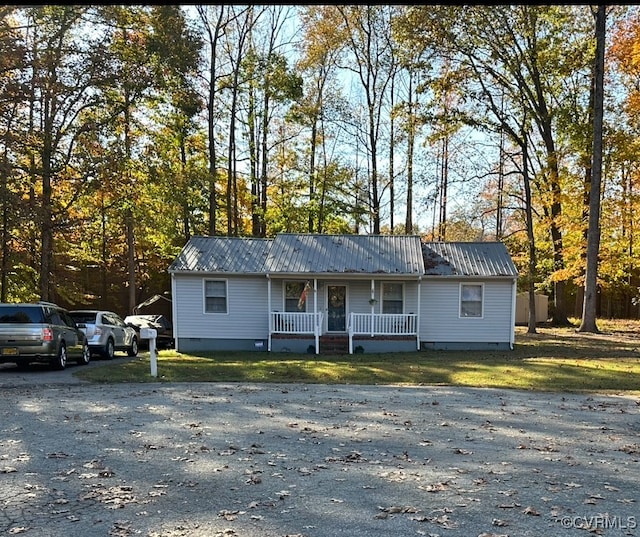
[{"x1": 0, "y1": 5, "x2": 637, "y2": 326}]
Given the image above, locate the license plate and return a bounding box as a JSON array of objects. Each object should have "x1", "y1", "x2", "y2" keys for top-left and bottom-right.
[{"x1": 1, "y1": 347, "x2": 19, "y2": 356}]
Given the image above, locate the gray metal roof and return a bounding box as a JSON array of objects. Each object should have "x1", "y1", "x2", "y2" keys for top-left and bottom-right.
[
  {"x1": 265, "y1": 234, "x2": 424, "y2": 275},
  {"x1": 168, "y1": 236, "x2": 272, "y2": 273},
  {"x1": 169, "y1": 235, "x2": 518, "y2": 279},
  {"x1": 423, "y1": 242, "x2": 518, "y2": 277}
]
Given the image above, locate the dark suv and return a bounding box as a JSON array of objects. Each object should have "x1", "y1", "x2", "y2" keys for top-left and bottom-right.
[{"x1": 0, "y1": 302, "x2": 90, "y2": 370}]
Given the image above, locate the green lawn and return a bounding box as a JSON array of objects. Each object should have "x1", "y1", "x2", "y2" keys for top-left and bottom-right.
[{"x1": 74, "y1": 321, "x2": 640, "y2": 394}]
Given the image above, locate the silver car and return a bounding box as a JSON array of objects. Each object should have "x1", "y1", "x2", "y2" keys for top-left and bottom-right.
[
  {"x1": 69, "y1": 310, "x2": 138, "y2": 359},
  {"x1": 0, "y1": 302, "x2": 90, "y2": 370}
]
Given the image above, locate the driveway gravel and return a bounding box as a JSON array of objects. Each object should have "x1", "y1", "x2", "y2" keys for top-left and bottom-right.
[{"x1": 0, "y1": 362, "x2": 638, "y2": 537}]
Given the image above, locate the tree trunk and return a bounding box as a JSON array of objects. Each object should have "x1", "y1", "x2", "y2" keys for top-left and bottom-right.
[
  {"x1": 405, "y1": 71, "x2": 415, "y2": 235},
  {"x1": 578, "y1": 5, "x2": 606, "y2": 333},
  {"x1": 522, "y1": 118, "x2": 537, "y2": 334}
]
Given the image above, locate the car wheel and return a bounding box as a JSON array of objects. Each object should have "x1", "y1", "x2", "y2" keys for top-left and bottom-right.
[
  {"x1": 127, "y1": 337, "x2": 138, "y2": 357},
  {"x1": 52, "y1": 343, "x2": 67, "y2": 370},
  {"x1": 102, "y1": 338, "x2": 115, "y2": 360},
  {"x1": 77, "y1": 340, "x2": 91, "y2": 365}
]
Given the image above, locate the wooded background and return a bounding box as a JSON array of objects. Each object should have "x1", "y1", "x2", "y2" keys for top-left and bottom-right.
[{"x1": 0, "y1": 5, "x2": 638, "y2": 324}]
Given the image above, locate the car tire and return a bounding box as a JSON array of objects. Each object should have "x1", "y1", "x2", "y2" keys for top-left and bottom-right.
[
  {"x1": 77, "y1": 340, "x2": 91, "y2": 365},
  {"x1": 102, "y1": 338, "x2": 115, "y2": 360},
  {"x1": 52, "y1": 343, "x2": 67, "y2": 370},
  {"x1": 127, "y1": 337, "x2": 138, "y2": 357}
]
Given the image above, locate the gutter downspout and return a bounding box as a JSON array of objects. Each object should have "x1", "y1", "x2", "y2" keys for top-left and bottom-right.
[
  {"x1": 509, "y1": 278, "x2": 516, "y2": 350},
  {"x1": 416, "y1": 275, "x2": 422, "y2": 350},
  {"x1": 170, "y1": 273, "x2": 177, "y2": 351}
]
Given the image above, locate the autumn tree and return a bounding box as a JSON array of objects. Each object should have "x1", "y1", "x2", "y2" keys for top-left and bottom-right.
[
  {"x1": 242, "y1": 6, "x2": 303, "y2": 237},
  {"x1": 0, "y1": 7, "x2": 28, "y2": 302},
  {"x1": 296, "y1": 6, "x2": 365, "y2": 233},
  {"x1": 336, "y1": 5, "x2": 396, "y2": 235},
  {"x1": 197, "y1": 5, "x2": 240, "y2": 236},
  {"x1": 17, "y1": 6, "x2": 115, "y2": 303},
  {"x1": 397, "y1": 5, "x2": 600, "y2": 325}
]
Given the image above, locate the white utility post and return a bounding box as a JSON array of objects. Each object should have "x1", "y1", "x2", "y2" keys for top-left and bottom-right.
[{"x1": 140, "y1": 327, "x2": 158, "y2": 377}]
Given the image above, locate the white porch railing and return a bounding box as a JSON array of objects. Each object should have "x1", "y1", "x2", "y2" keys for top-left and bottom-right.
[
  {"x1": 271, "y1": 311, "x2": 323, "y2": 334},
  {"x1": 269, "y1": 311, "x2": 323, "y2": 353},
  {"x1": 269, "y1": 311, "x2": 418, "y2": 354},
  {"x1": 348, "y1": 313, "x2": 418, "y2": 354},
  {"x1": 349, "y1": 313, "x2": 417, "y2": 336}
]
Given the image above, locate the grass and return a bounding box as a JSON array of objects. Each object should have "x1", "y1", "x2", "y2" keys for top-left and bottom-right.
[{"x1": 73, "y1": 319, "x2": 640, "y2": 394}]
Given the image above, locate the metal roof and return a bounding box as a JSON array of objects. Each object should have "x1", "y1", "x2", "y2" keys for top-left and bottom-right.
[
  {"x1": 168, "y1": 236, "x2": 272, "y2": 273},
  {"x1": 423, "y1": 242, "x2": 518, "y2": 278},
  {"x1": 169, "y1": 235, "x2": 518, "y2": 279},
  {"x1": 264, "y1": 234, "x2": 424, "y2": 275}
]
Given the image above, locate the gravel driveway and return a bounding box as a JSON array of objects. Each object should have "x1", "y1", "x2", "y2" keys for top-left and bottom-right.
[{"x1": 0, "y1": 362, "x2": 638, "y2": 537}]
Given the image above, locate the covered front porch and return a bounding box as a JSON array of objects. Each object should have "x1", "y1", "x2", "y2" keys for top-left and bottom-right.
[
  {"x1": 267, "y1": 270, "x2": 420, "y2": 355},
  {"x1": 269, "y1": 311, "x2": 418, "y2": 354}
]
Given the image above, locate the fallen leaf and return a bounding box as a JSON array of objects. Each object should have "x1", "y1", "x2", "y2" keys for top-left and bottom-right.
[
  {"x1": 46, "y1": 452, "x2": 69, "y2": 459},
  {"x1": 497, "y1": 502, "x2": 521, "y2": 509},
  {"x1": 428, "y1": 514, "x2": 457, "y2": 528}
]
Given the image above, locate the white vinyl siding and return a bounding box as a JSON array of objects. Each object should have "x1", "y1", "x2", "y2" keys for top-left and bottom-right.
[
  {"x1": 269, "y1": 279, "x2": 419, "y2": 316},
  {"x1": 421, "y1": 279, "x2": 513, "y2": 343},
  {"x1": 174, "y1": 275, "x2": 269, "y2": 339}
]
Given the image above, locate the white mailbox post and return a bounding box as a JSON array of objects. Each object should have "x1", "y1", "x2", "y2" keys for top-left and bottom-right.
[{"x1": 140, "y1": 327, "x2": 158, "y2": 377}]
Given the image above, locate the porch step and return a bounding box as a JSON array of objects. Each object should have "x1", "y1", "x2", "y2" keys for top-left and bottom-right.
[{"x1": 319, "y1": 335, "x2": 349, "y2": 354}]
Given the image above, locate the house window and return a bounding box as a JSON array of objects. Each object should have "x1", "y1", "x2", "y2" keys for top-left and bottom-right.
[
  {"x1": 460, "y1": 284, "x2": 483, "y2": 317},
  {"x1": 204, "y1": 280, "x2": 227, "y2": 313},
  {"x1": 285, "y1": 281, "x2": 305, "y2": 312},
  {"x1": 382, "y1": 282, "x2": 403, "y2": 314}
]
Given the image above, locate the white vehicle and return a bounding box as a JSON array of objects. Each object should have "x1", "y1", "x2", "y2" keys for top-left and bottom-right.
[{"x1": 69, "y1": 310, "x2": 138, "y2": 359}]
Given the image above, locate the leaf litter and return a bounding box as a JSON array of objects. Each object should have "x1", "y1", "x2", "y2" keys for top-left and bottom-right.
[{"x1": 1, "y1": 383, "x2": 638, "y2": 536}]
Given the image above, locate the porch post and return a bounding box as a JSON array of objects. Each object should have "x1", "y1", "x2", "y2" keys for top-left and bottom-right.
[
  {"x1": 313, "y1": 278, "x2": 319, "y2": 354},
  {"x1": 267, "y1": 275, "x2": 272, "y2": 351},
  {"x1": 370, "y1": 279, "x2": 375, "y2": 337}
]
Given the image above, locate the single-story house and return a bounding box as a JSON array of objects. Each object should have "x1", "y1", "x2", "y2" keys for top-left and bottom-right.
[{"x1": 168, "y1": 233, "x2": 519, "y2": 354}]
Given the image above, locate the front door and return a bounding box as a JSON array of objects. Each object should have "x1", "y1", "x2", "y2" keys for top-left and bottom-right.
[{"x1": 327, "y1": 285, "x2": 346, "y2": 332}]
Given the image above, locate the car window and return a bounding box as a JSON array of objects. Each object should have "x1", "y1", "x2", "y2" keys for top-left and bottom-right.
[
  {"x1": 0, "y1": 306, "x2": 43, "y2": 323},
  {"x1": 61, "y1": 311, "x2": 78, "y2": 329},
  {"x1": 70, "y1": 311, "x2": 97, "y2": 324},
  {"x1": 49, "y1": 310, "x2": 64, "y2": 326}
]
